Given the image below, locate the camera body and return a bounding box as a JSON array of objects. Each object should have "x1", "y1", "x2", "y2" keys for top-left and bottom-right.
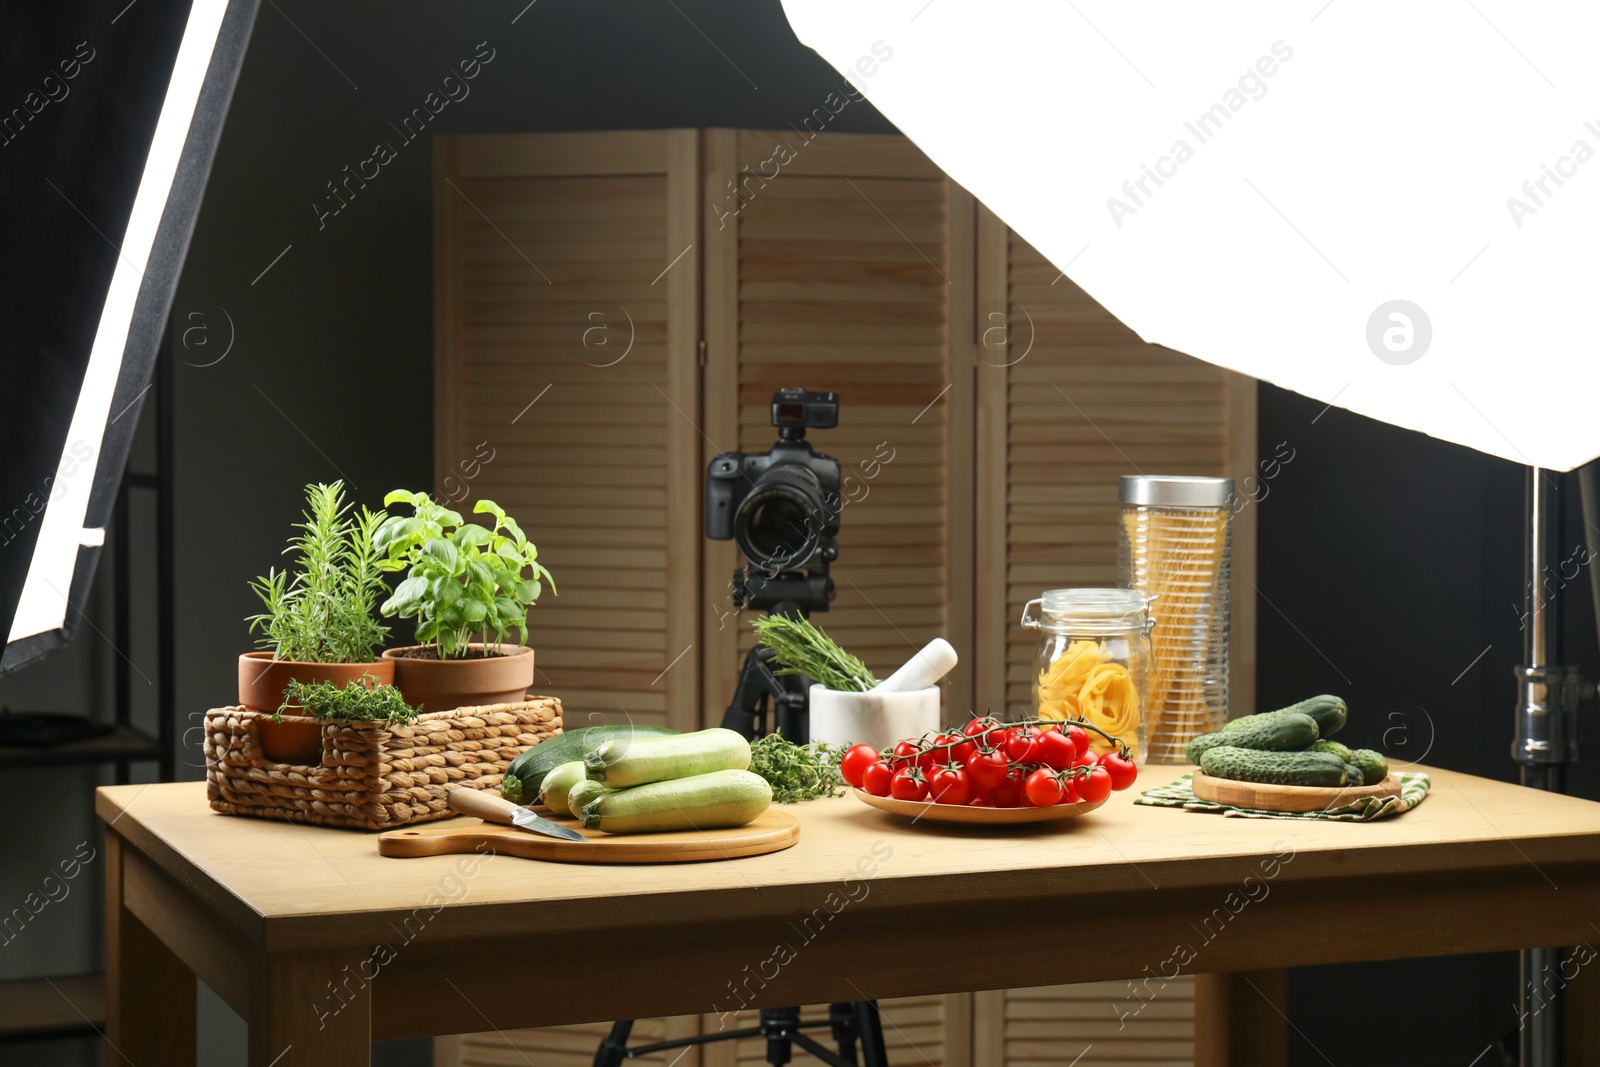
[{"x1": 706, "y1": 389, "x2": 841, "y2": 607}]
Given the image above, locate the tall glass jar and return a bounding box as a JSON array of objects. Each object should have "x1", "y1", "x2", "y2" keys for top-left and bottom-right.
[
  {"x1": 1021, "y1": 589, "x2": 1152, "y2": 764},
  {"x1": 1118, "y1": 475, "x2": 1233, "y2": 764}
]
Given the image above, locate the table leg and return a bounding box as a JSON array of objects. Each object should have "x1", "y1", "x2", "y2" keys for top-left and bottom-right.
[
  {"x1": 248, "y1": 952, "x2": 371, "y2": 1066},
  {"x1": 1193, "y1": 968, "x2": 1288, "y2": 1067},
  {"x1": 106, "y1": 831, "x2": 196, "y2": 1067}
]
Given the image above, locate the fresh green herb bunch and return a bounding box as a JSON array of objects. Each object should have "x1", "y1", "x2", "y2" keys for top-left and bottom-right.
[
  {"x1": 277, "y1": 675, "x2": 417, "y2": 725},
  {"x1": 247, "y1": 481, "x2": 389, "y2": 663},
  {"x1": 375, "y1": 490, "x2": 555, "y2": 659},
  {"x1": 751, "y1": 614, "x2": 878, "y2": 692},
  {"x1": 748, "y1": 731, "x2": 845, "y2": 802}
]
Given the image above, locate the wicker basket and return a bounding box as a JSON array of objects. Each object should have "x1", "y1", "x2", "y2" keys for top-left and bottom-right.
[{"x1": 204, "y1": 698, "x2": 561, "y2": 831}]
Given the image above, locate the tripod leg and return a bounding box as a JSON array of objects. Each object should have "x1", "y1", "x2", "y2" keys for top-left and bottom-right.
[
  {"x1": 853, "y1": 1002, "x2": 889, "y2": 1067},
  {"x1": 594, "y1": 1019, "x2": 635, "y2": 1067},
  {"x1": 828, "y1": 1003, "x2": 860, "y2": 1067}
]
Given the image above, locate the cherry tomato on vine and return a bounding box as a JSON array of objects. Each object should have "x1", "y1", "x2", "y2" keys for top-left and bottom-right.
[
  {"x1": 937, "y1": 731, "x2": 975, "y2": 766},
  {"x1": 1072, "y1": 750, "x2": 1097, "y2": 768},
  {"x1": 840, "y1": 744, "x2": 881, "y2": 788},
  {"x1": 965, "y1": 747, "x2": 1009, "y2": 792},
  {"x1": 1034, "y1": 729, "x2": 1076, "y2": 770},
  {"x1": 862, "y1": 760, "x2": 894, "y2": 797},
  {"x1": 1056, "y1": 773, "x2": 1081, "y2": 805},
  {"x1": 963, "y1": 717, "x2": 1001, "y2": 744},
  {"x1": 929, "y1": 765, "x2": 973, "y2": 805},
  {"x1": 1064, "y1": 725, "x2": 1090, "y2": 760},
  {"x1": 892, "y1": 739, "x2": 927, "y2": 770},
  {"x1": 1098, "y1": 751, "x2": 1138, "y2": 791},
  {"x1": 985, "y1": 765, "x2": 1027, "y2": 807},
  {"x1": 1004, "y1": 726, "x2": 1041, "y2": 763},
  {"x1": 1024, "y1": 768, "x2": 1064, "y2": 807},
  {"x1": 890, "y1": 767, "x2": 929, "y2": 802},
  {"x1": 1077, "y1": 765, "x2": 1113, "y2": 803}
]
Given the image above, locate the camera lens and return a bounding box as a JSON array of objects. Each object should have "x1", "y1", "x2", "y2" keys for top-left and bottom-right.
[{"x1": 734, "y1": 465, "x2": 827, "y2": 573}]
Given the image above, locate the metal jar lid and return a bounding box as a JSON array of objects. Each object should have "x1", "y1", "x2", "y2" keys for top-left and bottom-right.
[{"x1": 1119, "y1": 474, "x2": 1234, "y2": 509}]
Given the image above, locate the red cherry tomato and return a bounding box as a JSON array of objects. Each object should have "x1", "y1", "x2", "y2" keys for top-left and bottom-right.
[
  {"x1": 1004, "y1": 726, "x2": 1041, "y2": 763},
  {"x1": 937, "y1": 731, "x2": 975, "y2": 767},
  {"x1": 965, "y1": 747, "x2": 1009, "y2": 792},
  {"x1": 1034, "y1": 729, "x2": 1076, "y2": 770},
  {"x1": 840, "y1": 744, "x2": 880, "y2": 788},
  {"x1": 929, "y1": 766, "x2": 973, "y2": 805},
  {"x1": 862, "y1": 760, "x2": 894, "y2": 797},
  {"x1": 963, "y1": 717, "x2": 1001, "y2": 745},
  {"x1": 1064, "y1": 725, "x2": 1089, "y2": 760},
  {"x1": 1072, "y1": 751, "x2": 1097, "y2": 768},
  {"x1": 891, "y1": 739, "x2": 926, "y2": 771},
  {"x1": 1099, "y1": 751, "x2": 1138, "y2": 791},
  {"x1": 890, "y1": 768, "x2": 929, "y2": 802},
  {"x1": 1024, "y1": 768, "x2": 1064, "y2": 807},
  {"x1": 1056, "y1": 774, "x2": 1081, "y2": 805},
  {"x1": 985, "y1": 765, "x2": 1027, "y2": 807},
  {"x1": 1077, "y1": 765, "x2": 1113, "y2": 803}
]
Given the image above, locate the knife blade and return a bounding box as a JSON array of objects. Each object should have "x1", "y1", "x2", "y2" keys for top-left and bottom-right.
[{"x1": 447, "y1": 787, "x2": 591, "y2": 842}]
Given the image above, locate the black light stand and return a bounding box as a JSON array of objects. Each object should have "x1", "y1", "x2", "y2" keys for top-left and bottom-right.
[{"x1": 593, "y1": 1003, "x2": 889, "y2": 1067}]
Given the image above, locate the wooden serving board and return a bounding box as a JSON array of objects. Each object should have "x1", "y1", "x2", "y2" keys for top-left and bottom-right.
[
  {"x1": 1191, "y1": 769, "x2": 1402, "y2": 813},
  {"x1": 377, "y1": 808, "x2": 800, "y2": 864}
]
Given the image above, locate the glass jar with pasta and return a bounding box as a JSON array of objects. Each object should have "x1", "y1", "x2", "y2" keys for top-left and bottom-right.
[{"x1": 1021, "y1": 589, "x2": 1152, "y2": 765}]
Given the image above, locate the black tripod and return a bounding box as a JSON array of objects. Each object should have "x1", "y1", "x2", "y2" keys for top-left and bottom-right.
[{"x1": 593, "y1": 1003, "x2": 888, "y2": 1067}]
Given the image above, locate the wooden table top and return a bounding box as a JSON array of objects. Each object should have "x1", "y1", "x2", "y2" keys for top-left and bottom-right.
[{"x1": 99, "y1": 767, "x2": 1600, "y2": 955}]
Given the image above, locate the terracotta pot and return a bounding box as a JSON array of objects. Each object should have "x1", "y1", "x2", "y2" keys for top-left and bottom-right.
[
  {"x1": 236, "y1": 653, "x2": 396, "y2": 765},
  {"x1": 382, "y1": 644, "x2": 534, "y2": 713}
]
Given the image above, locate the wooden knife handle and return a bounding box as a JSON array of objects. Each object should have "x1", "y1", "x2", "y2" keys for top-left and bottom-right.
[{"x1": 448, "y1": 787, "x2": 520, "y2": 825}]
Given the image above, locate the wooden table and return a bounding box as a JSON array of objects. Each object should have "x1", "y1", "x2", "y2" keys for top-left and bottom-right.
[{"x1": 98, "y1": 769, "x2": 1600, "y2": 1066}]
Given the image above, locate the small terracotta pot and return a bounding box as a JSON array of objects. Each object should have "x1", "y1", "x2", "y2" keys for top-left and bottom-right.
[
  {"x1": 382, "y1": 644, "x2": 534, "y2": 713},
  {"x1": 236, "y1": 653, "x2": 396, "y2": 765}
]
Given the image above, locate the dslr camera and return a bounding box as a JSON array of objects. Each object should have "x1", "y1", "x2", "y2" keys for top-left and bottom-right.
[{"x1": 706, "y1": 388, "x2": 840, "y2": 613}]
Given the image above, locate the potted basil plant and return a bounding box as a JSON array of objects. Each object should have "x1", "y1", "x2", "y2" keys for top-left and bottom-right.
[
  {"x1": 243, "y1": 481, "x2": 391, "y2": 763},
  {"x1": 375, "y1": 490, "x2": 555, "y2": 712}
]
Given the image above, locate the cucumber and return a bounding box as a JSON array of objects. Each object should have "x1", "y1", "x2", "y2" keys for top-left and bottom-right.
[
  {"x1": 580, "y1": 769, "x2": 772, "y2": 833},
  {"x1": 501, "y1": 724, "x2": 679, "y2": 803},
  {"x1": 586, "y1": 727, "x2": 751, "y2": 788},
  {"x1": 1200, "y1": 746, "x2": 1349, "y2": 787},
  {"x1": 1226, "y1": 695, "x2": 1347, "y2": 738},
  {"x1": 1348, "y1": 749, "x2": 1389, "y2": 786},
  {"x1": 538, "y1": 761, "x2": 588, "y2": 815},
  {"x1": 1309, "y1": 739, "x2": 1353, "y2": 762},
  {"x1": 1185, "y1": 712, "x2": 1318, "y2": 764},
  {"x1": 566, "y1": 778, "x2": 613, "y2": 815}
]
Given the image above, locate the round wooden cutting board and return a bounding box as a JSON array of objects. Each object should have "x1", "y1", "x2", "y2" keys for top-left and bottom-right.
[
  {"x1": 377, "y1": 808, "x2": 800, "y2": 864},
  {"x1": 1190, "y1": 770, "x2": 1402, "y2": 813}
]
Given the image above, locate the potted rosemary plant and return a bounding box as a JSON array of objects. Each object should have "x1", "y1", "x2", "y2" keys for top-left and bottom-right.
[
  {"x1": 242, "y1": 481, "x2": 391, "y2": 763},
  {"x1": 375, "y1": 490, "x2": 554, "y2": 712}
]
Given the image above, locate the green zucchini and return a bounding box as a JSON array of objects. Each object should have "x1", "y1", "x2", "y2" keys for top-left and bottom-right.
[
  {"x1": 1185, "y1": 712, "x2": 1318, "y2": 764},
  {"x1": 1200, "y1": 746, "x2": 1349, "y2": 787},
  {"x1": 500, "y1": 724, "x2": 679, "y2": 803},
  {"x1": 579, "y1": 769, "x2": 772, "y2": 833},
  {"x1": 1226, "y1": 695, "x2": 1347, "y2": 738},
  {"x1": 1309, "y1": 739, "x2": 1353, "y2": 762},
  {"x1": 1348, "y1": 749, "x2": 1389, "y2": 786},
  {"x1": 586, "y1": 727, "x2": 751, "y2": 787},
  {"x1": 566, "y1": 778, "x2": 613, "y2": 815},
  {"x1": 538, "y1": 761, "x2": 588, "y2": 815}
]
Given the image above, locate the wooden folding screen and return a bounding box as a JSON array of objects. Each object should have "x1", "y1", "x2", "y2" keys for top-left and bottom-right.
[{"x1": 435, "y1": 130, "x2": 1258, "y2": 1067}]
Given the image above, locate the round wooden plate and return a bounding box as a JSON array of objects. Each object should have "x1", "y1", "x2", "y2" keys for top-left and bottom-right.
[
  {"x1": 1190, "y1": 770, "x2": 1402, "y2": 813},
  {"x1": 851, "y1": 788, "x2": 1107, "y2": 824},
  {"x1": 378, "y1": 808, "x2": 800, "y2": 864}
]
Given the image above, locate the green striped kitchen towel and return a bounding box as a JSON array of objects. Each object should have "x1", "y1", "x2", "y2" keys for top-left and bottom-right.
[{"x1": 1134, "y1": 771, "x2": 1431, "y2": 821}]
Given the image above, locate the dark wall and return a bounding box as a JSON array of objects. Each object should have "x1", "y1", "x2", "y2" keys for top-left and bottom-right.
[{"x1": 1259, "y1": 384, "x2": 1600, "y2": 1065}]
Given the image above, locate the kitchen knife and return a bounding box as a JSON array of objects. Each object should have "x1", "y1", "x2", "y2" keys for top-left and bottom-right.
[{"x1": 448, "y1": 787, "x2": 590, "y2": 843}]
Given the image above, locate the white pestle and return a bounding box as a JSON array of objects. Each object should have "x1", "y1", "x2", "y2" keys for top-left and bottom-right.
[{"x1": 870, "y1": 637, "x2": 958, "y2": 694}]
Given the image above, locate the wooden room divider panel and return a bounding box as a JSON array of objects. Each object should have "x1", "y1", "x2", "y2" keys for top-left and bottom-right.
[
  {"x1": 433, "y1": 130, "x2": 703, "y2": 737},
  {"x1": 435, "y1": 130, "x2": 1259, "y2": 1067}
]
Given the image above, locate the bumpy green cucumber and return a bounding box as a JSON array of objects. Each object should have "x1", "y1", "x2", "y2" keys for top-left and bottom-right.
[
  {"x1": 1185, "y1": 712, "x2": 1318, "y2": 764},
  {"x1": 1224, "y1": 695, "x2": 1348, "y2": 739},
  {"x1": 1348, "y1": 749, "x2": 1389, "y2": 786},
  {"x1": 1309, "y1": 739, "x2": 1353, "y2": 762},
  {"x1": 1199, "y1": 746, "x2": 1349, "y2": 787}
]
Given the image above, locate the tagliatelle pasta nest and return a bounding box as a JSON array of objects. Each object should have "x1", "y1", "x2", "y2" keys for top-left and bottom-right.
[{"x1": 1036, "y1": 639, "x2": 1140, "y2": 760}]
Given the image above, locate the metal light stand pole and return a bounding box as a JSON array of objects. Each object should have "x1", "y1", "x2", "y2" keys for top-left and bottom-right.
[{"x1": 1513, "y1": 467, "x2": 1585, "y2": 1066}]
